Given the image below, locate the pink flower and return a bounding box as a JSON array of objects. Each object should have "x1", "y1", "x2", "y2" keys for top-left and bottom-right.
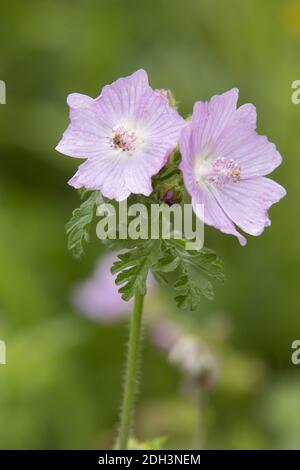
[
  {"x1": 71, "y1": 253, "x2": 129, "y2": 323},
  {"x1": 150, "y1": 320, "x2": 181, "y2": 351},
  {"x1": 179, "y1": 89, "x2": 286, "y2": 245},
  {"x1": 56, "y1": 70, "x2": 184, "y2": 201}
]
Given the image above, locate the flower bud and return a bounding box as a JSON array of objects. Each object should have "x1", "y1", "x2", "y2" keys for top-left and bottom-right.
[{"x1": 160, "y1": 188, "x2": 182, "y2": 206}]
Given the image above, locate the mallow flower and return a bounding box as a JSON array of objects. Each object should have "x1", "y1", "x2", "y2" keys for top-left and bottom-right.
[
  {"x1": 56, "y1": 70, "x2": 184, "y2": 201},
  {"x1": 179, "y1": 89, "x2": 286, "y2": 245}
]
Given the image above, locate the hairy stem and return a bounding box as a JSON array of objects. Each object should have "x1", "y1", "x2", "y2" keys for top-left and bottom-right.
[{"x1": 117, "y1": 292, "x2": 144, "y2": 450}]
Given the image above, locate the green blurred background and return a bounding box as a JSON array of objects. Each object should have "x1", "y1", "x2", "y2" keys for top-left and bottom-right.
[{"x1": 0, "y1": 0, "x2": 299, "y2": 449}]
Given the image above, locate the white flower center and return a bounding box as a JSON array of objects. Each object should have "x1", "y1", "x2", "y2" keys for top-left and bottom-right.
[
  {"x1": 196, "y1": 156, "x2": 241, "y2": 187},
  {"x1": 108, "y1": 125, "x2": 137, "y2": 153}
]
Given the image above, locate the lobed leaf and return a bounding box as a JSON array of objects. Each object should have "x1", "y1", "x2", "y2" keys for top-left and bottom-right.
[
  {"x1": 65, "y1": 191, "x2": 103, "y2": 258},
  {"x1": 153, "y1": 239, "x2": 225, "y2": 311},
  {"x1": 111, "y1": 239, "x2": 161, "y2": 301}
]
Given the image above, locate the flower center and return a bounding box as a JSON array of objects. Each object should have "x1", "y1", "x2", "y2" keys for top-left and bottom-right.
[
  {"x1": 108, "y1": 125, "x2": 137, "y2": 152},
  {"x1": 206, "y1": 157, "x2": 241, "y2": 187}
]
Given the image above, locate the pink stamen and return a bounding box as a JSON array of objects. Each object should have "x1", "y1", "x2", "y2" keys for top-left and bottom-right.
[
  {"x1": 109, "y1": 126, "x2": 137, "y2": 152},
  {"x1": 206, "y1": 157, "x2": 241, "y2": 187}
]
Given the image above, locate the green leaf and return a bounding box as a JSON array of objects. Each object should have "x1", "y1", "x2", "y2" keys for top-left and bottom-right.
[
  {"x1": 111, "y1": 240, "x2": 161, "y2": 301},
  {"x1": 152, "y1": 253, "x2": 180, "y2": 273},
  {"x1": 65, "y1": 191, "x2": 103, "y2": 258},
  {"x1": 155, "y1": 239, "x2": 224, "y2": 311},
  {"x1": 174, "y1": 265, "x2": 215, "y2": 310}
]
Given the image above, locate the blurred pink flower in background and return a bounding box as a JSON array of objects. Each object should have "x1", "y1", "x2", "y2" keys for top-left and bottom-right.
[
  {"x1": 72, "y1": 252, "x2": 155, "y2": 323},
  {"x1": 150, "y1": 319, "x2": 181, "y2": 351},
  {"x1": 72, "y1": 253, "x2": 128, "y2": 323}
]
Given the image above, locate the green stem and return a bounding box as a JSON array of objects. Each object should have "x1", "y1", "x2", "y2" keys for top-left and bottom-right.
[{"x1": 117, "y1": 292, "x2": 144, "y2": 450}]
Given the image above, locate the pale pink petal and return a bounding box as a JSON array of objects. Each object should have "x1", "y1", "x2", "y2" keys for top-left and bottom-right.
[
  {"x1": 191, "y1": 184, "x2": 247, "y2": 246},
  {"x1": 193, "y1": 88, "x2": 239, "y2": 149},
  {"x1": 179, "y1": 124, "x2": 196, "y2": 185},
  {"x1": 56, "y1": 95, "x2": 108, "y2": 158},
  {"x1": 124, "y1": 156, "x2": 154, "y2": 195},
  {"x1": 138, "y1": 90, "x2": 184, "y2": 136},
  {"x1": 214, "y1": 104, "x2": 282, "y2": 177},
  {"x1": 98, "y1": 69, "x2": 149, "y2": 124},
  {"x1": 56, "y1": 129, "x2": 107, "y2": 159},
  {"x1": 212, "y1": 177, "x2": 286, "y2": 236},
  {"x1": 69, "y1": 151, "x2": 131, "y2": 201},
  {"x1": 67, "y1": 93, "x2": 94, "y2": 108},
  {"x1": 234, "y1": 103, "x2": 257, "y2": 130}
]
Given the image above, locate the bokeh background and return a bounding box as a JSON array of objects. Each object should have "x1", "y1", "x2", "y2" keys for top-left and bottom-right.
[{"x1": 0, "y1": 0, "x2": 299, "y2": 449}]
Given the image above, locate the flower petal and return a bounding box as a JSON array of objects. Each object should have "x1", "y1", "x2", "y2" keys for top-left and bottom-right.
[
  {"x1": 124, "y1": 155, "x2": 154, "y2": 195},
  {"x1": 69, "y1": 151, "x2": 131, "y2": 201},
  {"x1": 98, "y1": 69, "x2": 150, "y2": 124},
  {"x1": 124, "y1": 95, "x2": 184, "y2": 195},
  {"x1": 67, "y1": 93, "x2": 94, "y2": 109},
  {"x1": 179, "y1": 124, "x2": 198, "y2": 186},
  {"x1": 56, "y1": 96, "x2": 108, "y2": 159},
  {"x1": 139, "y1": 90, "x2": 185, "y2": 136},
  {"x1": 212, "y1": 177, "x2": 286, "y2": 236},
  {"x1": 191, "y1": 184, "x2": 247, "y2": 246},
  {"x1": 191, "y1": 88, "x2": 239, "y2": 149},
  {"x1": 214, "y1": 104, "x2": 282, "y2": 177}
]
